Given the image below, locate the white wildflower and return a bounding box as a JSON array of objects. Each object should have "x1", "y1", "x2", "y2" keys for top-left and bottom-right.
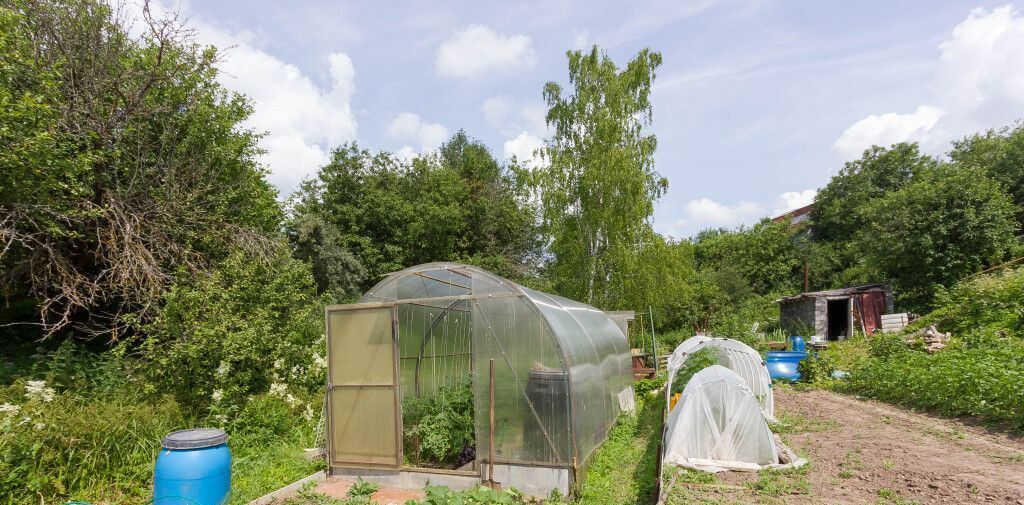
[
  {"x1": 216, "y1": 362, "x2": 231, "y2": 376},
  {"x1": 303, "y1": 405, "x2": 315, "y2": 421},
  {"x1": 34, "y1": 422, "x2": 45, "y2": 430},
  {"x1": 269, "y1": 383, "x2": 287, "y2": 396},
  {"x1": 211, "y1": 390, "x2": 223, "y2": 403},
  {"x1": 213, "y1": 414, "x2": 227, "y2": 426},
  {"x1": 312, "y1": 353, "x2": 326, "y2": 369},
  {"x1": 273, "y1": 358, "x2": 285, "y2": 370},
  {"x1": 284, "y1": 393, "x2": 301, "y2": 408},
  {"x1": 24, "y1": 380, "x2": 55, "y2": 402},
  {"x1": 0, "y1": 403, "x2": 20, "y2": 415}
]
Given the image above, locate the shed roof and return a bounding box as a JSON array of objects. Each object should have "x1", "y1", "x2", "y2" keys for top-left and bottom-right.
[{"x1": 775, "y1": 283, "x2": 891, "y2": 304}]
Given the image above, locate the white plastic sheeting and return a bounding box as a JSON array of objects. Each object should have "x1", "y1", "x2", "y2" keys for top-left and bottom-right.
[
  {"x1": 666, "y1": 335, "x2": 775, "y2": 421},
  {"x1": 663, "y1": 366, "x2": 781, "y2": 472}
]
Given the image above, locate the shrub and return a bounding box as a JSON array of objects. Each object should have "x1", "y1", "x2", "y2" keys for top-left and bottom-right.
[
  {"x1": 633, "y1": 376, "x2": 665, "y2": 396},
  {"x1": 797, "y1": 353, "x2": 835, "y2": 385},
  {"x1": 842, "y1": 342, "x2": 1024, "y2": 430},
  {"x1": 670, "y1": 348, "x2": 719, "y2": 395},
  {"x1": 228, "y1": 393, "x2": 307, "y2": 448},
  {"x1": 142, "y1": 250, "x2": 326, "y2": 412},
  {"x1": 402, "y1": 377, "x2": 475, "y2": 466}
]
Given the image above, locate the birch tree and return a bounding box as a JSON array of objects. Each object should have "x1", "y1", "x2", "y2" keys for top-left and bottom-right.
[{"x1": 539, "y1": 46, "x2": 667, "y2": 308}]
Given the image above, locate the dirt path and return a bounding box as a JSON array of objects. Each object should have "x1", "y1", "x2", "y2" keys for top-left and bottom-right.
[{"x1": 770, "y1": 387, "x2": 1024, "y2": 504}]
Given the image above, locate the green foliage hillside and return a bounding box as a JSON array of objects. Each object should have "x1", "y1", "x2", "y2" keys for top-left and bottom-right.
[{"x1": 841, "y1": 266, "x2": 1024, "y2": 430}]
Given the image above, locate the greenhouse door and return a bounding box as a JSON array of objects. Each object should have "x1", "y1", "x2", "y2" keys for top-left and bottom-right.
[{"x1": 326, "y1": 304, "x2": 401, "y2": 468}]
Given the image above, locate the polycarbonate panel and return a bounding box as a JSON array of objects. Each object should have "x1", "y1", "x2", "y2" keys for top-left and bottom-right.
[
  {"x1": 472, "y1": 295, "x2": 570, "y2": 466},
  {"x1": 518, "y1": 287, "x2": 632, "y2": 466},
  {"x1": 327, "y1": 305, "x2": 400, "y2": 467},
  {"x1": 330, "y1": 387, "x2": 398, "y2": 465},
  {"x1": 396, "y1": 301, "x2": 472, "y2": 398},
  {"x1": 346, "y1": 262, "x2": 633, "y2": 470},
  {"x1": 329, "y1": 308, "x2": 395, "y2": 386}
]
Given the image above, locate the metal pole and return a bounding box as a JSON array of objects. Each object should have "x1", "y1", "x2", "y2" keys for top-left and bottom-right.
[
  {"x1": 488, "y1": 359, "x2": 496, "y2": 488},
  {"x1": 649, "y1": 306, "x2": 658, "y2": 372}
]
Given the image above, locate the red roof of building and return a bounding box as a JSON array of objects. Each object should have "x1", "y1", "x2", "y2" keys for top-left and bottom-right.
[{"x1": 772, "y1": 203, "x2": 814, "y2": 223}]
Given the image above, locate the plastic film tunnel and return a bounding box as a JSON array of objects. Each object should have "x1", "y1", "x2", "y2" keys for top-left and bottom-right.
[{"x1": 325, "y1": 262, "x2": 635, "y2": 492}]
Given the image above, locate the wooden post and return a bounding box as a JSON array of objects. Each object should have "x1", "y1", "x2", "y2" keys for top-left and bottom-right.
[
  {"x1": 649, "y1": 306, "x2": 658, "y2": 372},
  {"x1": 488, "y1": 359, "x2": 496, "y2": 488}
]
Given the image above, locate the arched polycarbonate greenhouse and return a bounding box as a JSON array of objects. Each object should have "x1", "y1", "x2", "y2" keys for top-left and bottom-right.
[{"x1": 325, "y1": 263, "x2": 634, "y2": 495}]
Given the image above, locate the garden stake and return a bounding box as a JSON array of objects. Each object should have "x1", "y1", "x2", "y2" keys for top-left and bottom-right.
[{"x1": 488, "y1": 358, "x2": 498, "y2": 489}]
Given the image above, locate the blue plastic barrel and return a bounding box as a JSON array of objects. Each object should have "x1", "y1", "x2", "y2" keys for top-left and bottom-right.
[
  {"x1": 154, "y1": 428, "x2": 231, "y2": 505},
  {"x1": 765, "y1": 351, "x2": 808, "y2": 381},
  {"x1": 789, "y1": 335, "x2": 806, "y2": 353}
]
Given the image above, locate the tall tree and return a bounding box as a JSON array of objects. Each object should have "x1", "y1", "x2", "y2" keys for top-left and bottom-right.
[
  {"x1": 0, "y1": 0, "x2": 282, "y2": 339},
  {"x1": 857, "y1": 164, "x2": 1018, "y2": 310},
  {"x1": 812, "y1": 143, "x2": 937, "y2": 242},
  {"x1": 539, "y1": 46, "x2": 667, "y2": 308},
  {"x1": 287, "y1": 133, "x2": 540, "y2": 299},
  {"x1": 951, "y1": 123, "x2": 1024, "y2": 225}
]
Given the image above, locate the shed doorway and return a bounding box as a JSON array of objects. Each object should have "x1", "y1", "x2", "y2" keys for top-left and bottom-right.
[{"x1": 826, "y1": 299, "x2": 850, "y2": 341}]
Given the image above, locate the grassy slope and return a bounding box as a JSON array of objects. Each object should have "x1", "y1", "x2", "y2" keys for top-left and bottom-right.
[{"x1": 575, "y1": 393, "x2": 663, "y2": 505}]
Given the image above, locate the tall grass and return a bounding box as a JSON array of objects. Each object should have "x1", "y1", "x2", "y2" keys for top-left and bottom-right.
[{"x1": 0, "y1": 390, "x2": 186, "y2": 503}]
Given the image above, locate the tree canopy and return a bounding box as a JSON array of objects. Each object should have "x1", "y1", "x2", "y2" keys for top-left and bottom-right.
[{"x1": 287, "y1": 133, "x2": 539, "y2": 301}]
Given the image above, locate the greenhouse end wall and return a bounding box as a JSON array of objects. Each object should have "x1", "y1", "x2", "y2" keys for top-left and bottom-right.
[{"x1": 327, "y1": 262, "x2": 634, "y2": 493}]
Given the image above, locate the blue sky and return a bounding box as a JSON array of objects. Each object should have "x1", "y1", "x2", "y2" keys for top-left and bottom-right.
[{"x1": 139, "y1": 1, "x2": 1024, "y2": 238}]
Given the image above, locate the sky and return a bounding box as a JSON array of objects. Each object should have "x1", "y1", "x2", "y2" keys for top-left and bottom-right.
[{"x1": 132, "y1": 0, "x2": 1024, "y2": 238}]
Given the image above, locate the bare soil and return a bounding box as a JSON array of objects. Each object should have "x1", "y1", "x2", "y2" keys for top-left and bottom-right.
[
  {"x1": 682, "y1": 387, "x2": 1024, "y2": 504},
  {"x1": 316, "y1": 476, "x2": 426, "y2": 504}
]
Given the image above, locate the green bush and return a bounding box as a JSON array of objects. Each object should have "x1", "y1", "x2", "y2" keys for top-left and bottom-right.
[
  {"x1": 228, "y1": 393, "x2": 309, "y2": 447},
  {"x1": 143, "y1": 250, "x2": 326, "y2": 412},
  {"x1": 670, "y1": 348, "x2": 719, "y2": 395},
  {"x1": 842, "y1": 342, "x2": 1024, "y2": 430},
  {"x1": 633, "y1": 376, "x2": 666, "y2": 396},
  {"x1": 402, "y1": 378, "x2": 475, "y2": 466},
  {"x1": 839, "y1": 267, "x2": 1024, "y2": 430},
  {"x1": 797, "y1": 353, "x2": 835, "y2": 385}
]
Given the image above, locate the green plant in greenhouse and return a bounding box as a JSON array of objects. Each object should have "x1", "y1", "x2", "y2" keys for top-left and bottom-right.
[{"x1": 402, "y1": 378, "x2": 475, "y2": 466}]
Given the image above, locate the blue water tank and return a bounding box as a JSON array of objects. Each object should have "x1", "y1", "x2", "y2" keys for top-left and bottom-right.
[
  {"x1": 765, "y1": 351, "x2": 808, "y2": 381},
  {"x1": 789, "y1": 335, "x2": 806, "y2": 353},
  {"x1": 154, "y1": 428, "x2": 231, "y2": 505}
]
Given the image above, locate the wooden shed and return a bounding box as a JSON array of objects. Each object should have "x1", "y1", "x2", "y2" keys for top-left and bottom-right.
[{"x1": 776, "y1": 284, "x2": 894, "y2": 340}]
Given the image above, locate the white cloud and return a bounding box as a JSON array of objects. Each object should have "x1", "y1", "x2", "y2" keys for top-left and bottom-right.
[
  {"x1": 121, "y1": 1, "x2": 358, "y2": 195},
  {"x1": 436, "y1": 25, "x2": 536, "y2": 79},
  {"x1": 482, "y1": 95, "x2": 547, "y2": 137},
  {"x1": 833, "y1": 105, "x2": 943, "y2": 160},
  {"x1": 834, "y1": 5, "x2": 1024, "y2": 160},
  {"x1": 661, "y1": 189, "x2": 818, "y2": 238},
  {"x1": 386, "y1": 112, "x2": 449, "y2": 152},
  {"x1": 683, "y1": 198, "x2": 764, "y2": 229},
  {"x1": 774, "y1": 189, "x2": 818, "y2": 214},
  {"x1": 482, "y1": 96, "x2": 548, "y2": 165},
  {"x1": 572, "y1": 29, "x2": 589, "y2": 49},
  {"x1": 503, "y1": 131, "x2": 544, "y2": 167},
  {"x1": 395, "y1": 145, "x2": 418, "y2": 163}
]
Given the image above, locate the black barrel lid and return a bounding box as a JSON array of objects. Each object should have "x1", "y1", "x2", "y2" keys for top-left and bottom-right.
[{"x1": 162, "y1": 428, "x2": 228, "y2": 449}]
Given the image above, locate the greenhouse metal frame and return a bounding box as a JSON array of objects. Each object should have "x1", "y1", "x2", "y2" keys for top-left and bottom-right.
[{"x1": 325, "y1": 263, "x2": 635, "y2": 495}]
